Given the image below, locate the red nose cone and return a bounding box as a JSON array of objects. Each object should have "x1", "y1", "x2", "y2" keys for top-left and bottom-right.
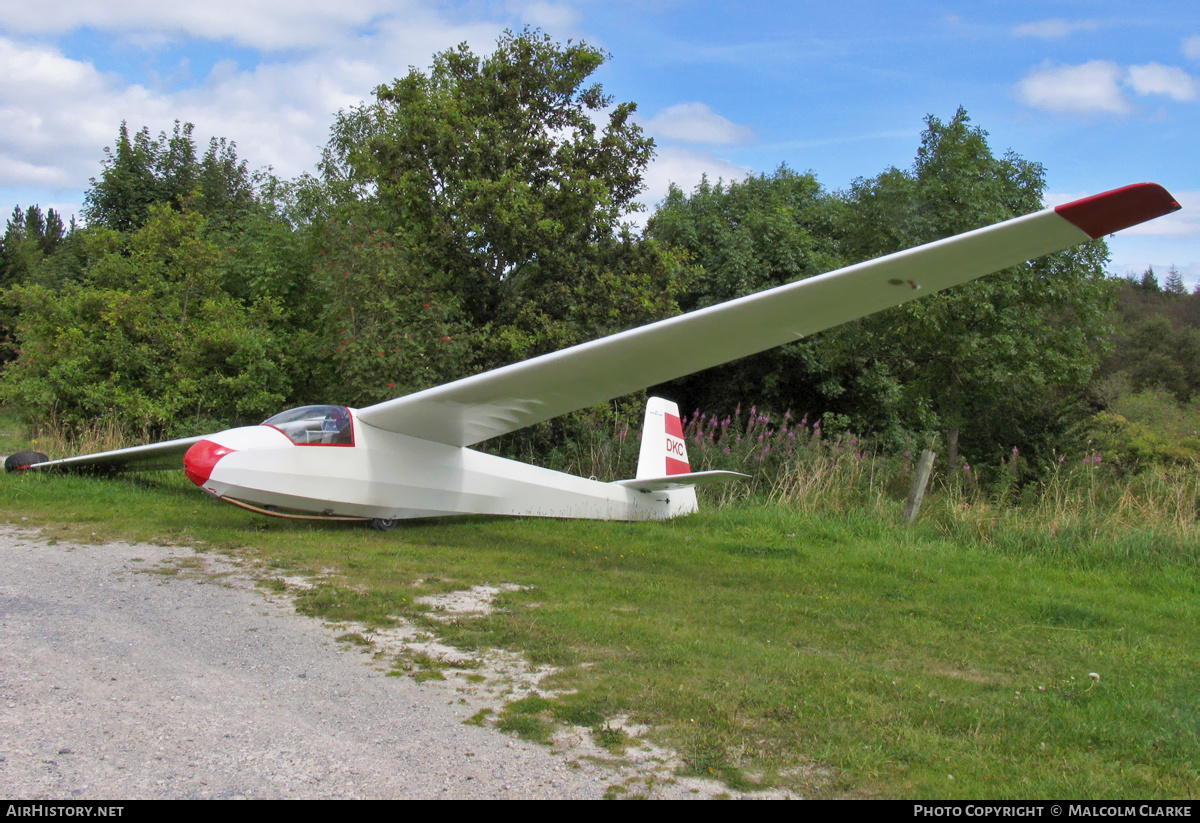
[{"x1": 184, "y1": 440, "x2": 235, "y2": 486}]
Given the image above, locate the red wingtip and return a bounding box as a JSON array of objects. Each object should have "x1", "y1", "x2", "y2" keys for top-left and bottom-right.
[{"x1": 1055, "y1": 183, "x2": 1180, "y2": 239}]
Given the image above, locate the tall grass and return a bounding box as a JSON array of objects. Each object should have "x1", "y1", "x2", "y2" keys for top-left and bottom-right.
[
  {"x1": 18, "y1": 409, "x2": 150, "y2": 459},
  {"x1": 534, "y1": 405, "x2": 1200, "y2": 567},
  {"x1": 924, "y1": 461, "x2": 1200, "y2": 567},
  {"x1": 17, "y1": 402, "x2": 1200, "y2": 567}
]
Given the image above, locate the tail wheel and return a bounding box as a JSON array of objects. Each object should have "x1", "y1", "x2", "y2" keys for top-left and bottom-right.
[
  {"x1": 370, "y1": 518, "x2": 398, "y2": 531},
  {"x1": 5, "y1": 451, "x2": 49, "y2": 473}
]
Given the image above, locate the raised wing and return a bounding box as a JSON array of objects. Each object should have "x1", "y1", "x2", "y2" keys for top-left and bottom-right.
[
  {"x1": 357, "y1": 183, "x2": 1180, "y2": 447},
  {"x1": 12, "y1": 435, "x2": 210, "y2": 473}
]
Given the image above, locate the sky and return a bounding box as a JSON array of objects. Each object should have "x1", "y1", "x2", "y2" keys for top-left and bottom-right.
[{"x1": 2, "y1": 0, "x2": 1198, "y2": 284}]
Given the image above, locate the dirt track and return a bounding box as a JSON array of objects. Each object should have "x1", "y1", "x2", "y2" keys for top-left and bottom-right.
[{"x1": 0, "y1": 531, "x2": 628, "y2": 799}]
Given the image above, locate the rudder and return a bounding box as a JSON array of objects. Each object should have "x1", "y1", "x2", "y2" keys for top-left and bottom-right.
[{"x1": 636, "y1": 397, "x2": 690, "y2": 480}]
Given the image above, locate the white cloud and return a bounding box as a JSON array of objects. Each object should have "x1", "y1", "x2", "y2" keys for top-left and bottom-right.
[
  {"x1": 0, "y1": 38, "x2": 148, "y2": 188},
  {"x1": 1, "y1": 0, "x2": 404, "y2": 51},
  {"x1": 633, "y1": 146, "x2": 753, "y2": 224},
  {"x1": 1015, "y1": 60, "x2": 1128, "y2": 114},
  {"x1": 1015, "y1": 59, "x2": 1200, "y2": 115},
  {"x1": 645, "y1": 102, "x2": 754, "y2": 145},
  {"x1": 1184, "y1": 35, "x2": 1200, "y2": 60},
  {"x1": 504, "y1": 1, "x2": 582, "y2": 33},
  {"x1": 0, "y1": 8, "x2": 505, "y2": 202},
  {"x1": 1012, "y1": 18, "x2": 1101, "y2": 39},
  {"x1": 1126, "y1": 62, "x2": 1198, "y2": 101},
  {"x1": 1117, "y1": 190, "x2": 1200, "y2": 238}
]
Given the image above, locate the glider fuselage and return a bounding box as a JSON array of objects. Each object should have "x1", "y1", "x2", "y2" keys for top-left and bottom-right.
[{"x1": 184, "y1": 408, "x2": 696, "y2": 522}]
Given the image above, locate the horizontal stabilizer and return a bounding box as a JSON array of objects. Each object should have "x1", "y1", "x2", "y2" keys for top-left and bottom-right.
[{"x1": 615, "y1": 470, "x2": 750, "y2": 492}]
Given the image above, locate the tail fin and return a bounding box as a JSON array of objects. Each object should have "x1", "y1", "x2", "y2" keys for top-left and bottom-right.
[{"x1": 636, "y1": 397, "x2": 691, "y2": 480}]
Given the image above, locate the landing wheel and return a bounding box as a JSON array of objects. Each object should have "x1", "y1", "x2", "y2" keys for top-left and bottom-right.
[
  {"x1": 5, "y1": 451, "x2": 49, "y2": 473},
  {"x1": 370, "y1": 518, "x2": 399, "y2": 531}
]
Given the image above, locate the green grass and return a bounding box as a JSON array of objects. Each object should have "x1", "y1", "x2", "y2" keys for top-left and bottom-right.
[{"x1": 1, "y1": 467, "x2": 1197, "y2": 798}]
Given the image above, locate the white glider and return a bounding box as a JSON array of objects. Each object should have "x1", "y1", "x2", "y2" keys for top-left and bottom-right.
[{"x1": 6, "y1": 183, "x2": 1180, "y2": 528}]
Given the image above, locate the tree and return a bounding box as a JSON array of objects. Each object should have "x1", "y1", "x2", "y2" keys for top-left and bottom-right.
[
  {"x1": 1164, "y1": 265, "x2": 1187, "y2": 296},
  {"x1": 1, "y1": 206, "x2": 288, "y2": 434},
  {"x1": 1097, "y1": 278, "x2": 1200, "y2": 403},
  {"x1": 1, "y1": 205, "x2": 68, "y2": 283},
  {"x1": 83, "y1": 122, "x2": 256, "y2": 232},
  {"x1": 646, "y1": 168, "x2": 907, "y2": 431},
  {"x1": 318, "y1": 28, "x2": 663, "y2": 345},
  {"x1": 1139, "y1": 266, "x2": 1161, "y2": 292},
  {"x1": 305, "y1": 220, "x2": 477, "y2": 408},
  {"x1": 845, "y1": 108, "x2": 1113, "y2": 464}
]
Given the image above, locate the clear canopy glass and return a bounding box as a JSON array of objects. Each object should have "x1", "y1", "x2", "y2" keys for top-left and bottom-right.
[{"x1": 262, "y1": 405, "x2": 354, "y2": 446}]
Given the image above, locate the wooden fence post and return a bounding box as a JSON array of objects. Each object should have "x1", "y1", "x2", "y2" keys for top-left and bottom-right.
[{"x1": 903, "y1": 449, "x2": 937, "y2": 524}]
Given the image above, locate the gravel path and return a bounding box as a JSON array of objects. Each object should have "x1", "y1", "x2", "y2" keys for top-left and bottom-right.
[{"x1": 0, "y1": 530, "x2": 644, "y2": 799}]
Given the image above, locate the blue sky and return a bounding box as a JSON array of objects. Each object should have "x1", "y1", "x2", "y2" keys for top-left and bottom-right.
[{"x1": 2, "y1": 1, "x2": 1197, "y2": 283}]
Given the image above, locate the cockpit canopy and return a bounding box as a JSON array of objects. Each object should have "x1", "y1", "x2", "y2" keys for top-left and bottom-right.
[{"x1": 262, "y1": 405, "x2": 354, "y2": 446}]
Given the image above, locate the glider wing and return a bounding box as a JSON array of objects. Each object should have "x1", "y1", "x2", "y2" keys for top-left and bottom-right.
[
  {"x1": 356, "y1": 183, "x2": 1180, "y2": 447},
  {"x1": 11, "y1": 435, "x2": 210, "y2": 473}
]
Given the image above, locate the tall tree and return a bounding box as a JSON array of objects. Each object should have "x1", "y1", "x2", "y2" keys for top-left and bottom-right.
[
  {"x1": 83, "y1": 122, "x2": 256, "y2": 232},
  {"x1": 1139, "y1": 266, "x2": 1161, "y2": 292},
  {"x1": 1164, "y1": 265, "x2": 1187, "y2": 296},
  {"x1": 846, "y1": 108, "x2": 1113, "y2": 463},
  {"x1": 318, "y1": 28, "x2": 666, "y2": 347},
  {"x1": 1, "y1": 206, "x2": 288, "y2": 433},
  {"x1": 646, "y1": 168, "x2": 901, "y2": 430}
]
